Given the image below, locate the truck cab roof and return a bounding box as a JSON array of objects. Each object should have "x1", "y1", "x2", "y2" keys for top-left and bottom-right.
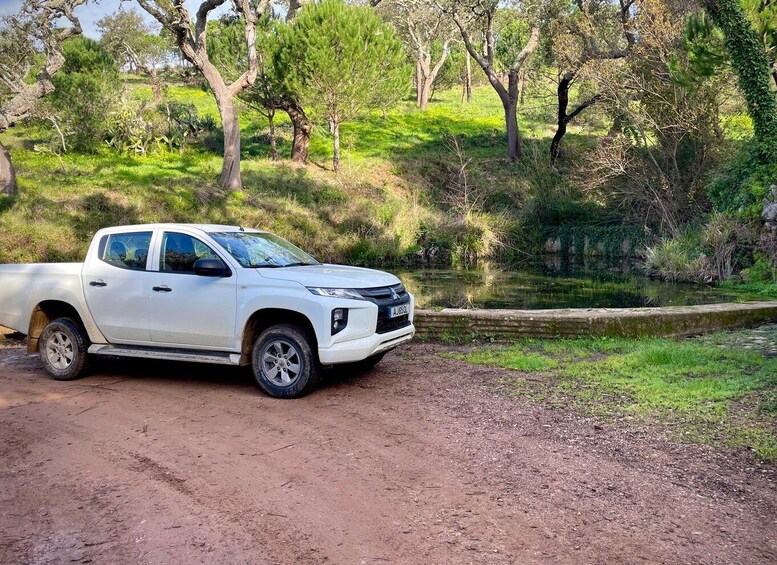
[{"x1": 95, "y1": 224, "x2": 265, "y2": 236}]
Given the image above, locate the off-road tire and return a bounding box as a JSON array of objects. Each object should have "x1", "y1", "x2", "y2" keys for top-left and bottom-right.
[
  {"x1": 39, "y1": 317, "x2": 90, "y2": 381},
  {"x1": 251, "y1": 324, "x2": 320, "y2": 398}
]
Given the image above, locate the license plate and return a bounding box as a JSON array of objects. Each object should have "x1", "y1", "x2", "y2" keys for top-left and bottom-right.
[{"x1": 388, "y1": 303, "x2": 410, "y2": 318}]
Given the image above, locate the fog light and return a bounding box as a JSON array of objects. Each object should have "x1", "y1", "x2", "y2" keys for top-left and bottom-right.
[{"x1": 331, "y1": 308, "x2": 348, "y2": 335}]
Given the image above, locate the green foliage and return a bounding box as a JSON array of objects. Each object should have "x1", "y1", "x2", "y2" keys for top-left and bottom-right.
[
  {"x1": 494, "y1": 9, "x2": 530, "y2": 72},
  {"x1": 706, "y1": 139, "x2": 777, "y2": 212},
  {"x1": 105, "y1": 100, "x2": 216, "y2": 155},
  {"x1": 48, "y1": 37, "x2": 121, "y2": 152},
  {"x1": 553, "y1": 225, "x2": 646, "y2": 258},
  {"x1": 678, "y1": 11, "x2": 728, "y2": 81},
  {"x1": 277, "y1": 0, "x2": 408, "y2": 124},
  {"x1": 642, "y1": 232, "x2": 710, "y2": 282},
  {"x1": 450, "y1": 333, "x2": 777, "y2": 460},
  {"x1": 703, "y1": 0, "x2": 777, "y2": 157},
  {"x1": 207, "y1": 15, "x2": 251, "y2": 84},
  {"x1": 742, "y1": 0, "x2": 777, "y2": 72},
  {"x1": 97, "y1": 9, "x2": 171, "y2": 70}
]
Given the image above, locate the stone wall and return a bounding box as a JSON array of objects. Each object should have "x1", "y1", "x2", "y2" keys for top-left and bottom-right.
[{"x1": 414, "y1": 302, "x2": 777, "y2": 340}]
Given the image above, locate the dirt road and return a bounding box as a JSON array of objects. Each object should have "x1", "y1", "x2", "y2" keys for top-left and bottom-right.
[{"x1": 1, "y1": 340, "x2": 775, "y2": 564}]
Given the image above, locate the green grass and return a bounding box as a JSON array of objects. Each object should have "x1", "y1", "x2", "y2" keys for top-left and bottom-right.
[
  {"x1": 0, "y1": 71, "x2": 610, "y2": 267},
  {"x1": 449, "y1": 332, "x2": 777, "y2": 460}
]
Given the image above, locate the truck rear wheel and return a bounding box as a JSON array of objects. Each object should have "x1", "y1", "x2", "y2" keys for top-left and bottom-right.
[
  {"x1": 39, "y1": 317, "x2": 90, "y2": 381},
  {"x1": 251, "y1": 324, "x2": 320, "y2": 398}
]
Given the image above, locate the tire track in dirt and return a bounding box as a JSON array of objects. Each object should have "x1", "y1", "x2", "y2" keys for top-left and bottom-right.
[{"x1": 0, "y1": 342, "x2": 775, "y2": 564}]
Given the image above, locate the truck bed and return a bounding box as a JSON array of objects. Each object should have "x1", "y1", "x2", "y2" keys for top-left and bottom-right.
[{"x1": 0, "y1": 263, "x2": 84, "y2": 334}]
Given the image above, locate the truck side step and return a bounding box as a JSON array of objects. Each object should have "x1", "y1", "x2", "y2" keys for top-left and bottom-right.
[{"x1": 88, "y1": 344, "x2": 241, "y2": 365}]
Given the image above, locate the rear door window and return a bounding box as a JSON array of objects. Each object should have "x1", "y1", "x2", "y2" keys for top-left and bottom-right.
[{"x1": 99, "y1": 232, "x2": 153, "y2": 270}]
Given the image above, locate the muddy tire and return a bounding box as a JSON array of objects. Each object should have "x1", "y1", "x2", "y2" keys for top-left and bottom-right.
[
  {"x1": 39, "y1": 317, "x2": 90, "y2": 381},
  {"x1": 251, "y1": 324, "x2": 320, "y2": 399}
]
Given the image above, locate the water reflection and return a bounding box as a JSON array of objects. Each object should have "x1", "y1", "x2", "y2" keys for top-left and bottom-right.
[{"x1": 396, "y1": 259, "x2": 759, "y2": 310}]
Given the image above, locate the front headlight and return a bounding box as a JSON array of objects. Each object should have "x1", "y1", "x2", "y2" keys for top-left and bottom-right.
[{"x1": 306, "y1": 287, "x2": 364, "y2": 300}]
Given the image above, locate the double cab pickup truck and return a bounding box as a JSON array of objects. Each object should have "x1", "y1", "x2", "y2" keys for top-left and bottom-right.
[{"x1": 0, "y1": 224, "x2": 415, "y2": 398}]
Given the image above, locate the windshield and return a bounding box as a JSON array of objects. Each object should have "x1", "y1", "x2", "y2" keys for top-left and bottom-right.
[{"x1": 209, "y1": 232, "x2": 319, "y2": 268}]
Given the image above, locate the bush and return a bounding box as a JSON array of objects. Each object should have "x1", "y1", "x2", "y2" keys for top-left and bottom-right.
[
  {"x1": 47, "y1": 37, "x2": 121, "y2": 153},
  {"x1": 642, "y1": 214, "x2": 755, "y2": 282},
  {"x1": 105, "y1": 100, "x2": 216, "y2": 155},
  {"x1": 700, "y1": 212, "x2": 755, "y2": 280},
  {"x1": 706, "y1": 139, "x2": 777, "y2": 216},
  {"x1": 642, "y1": 237, "x2": 712, "y2": 282}
]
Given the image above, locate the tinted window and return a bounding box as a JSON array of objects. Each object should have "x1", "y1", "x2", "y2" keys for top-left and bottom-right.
[
  {"x1": 160, "y1": 232, "x2": 219, "y2": 273},
  {"x1": 100, "y1": 232, "x2": 152, "y2": 271}
]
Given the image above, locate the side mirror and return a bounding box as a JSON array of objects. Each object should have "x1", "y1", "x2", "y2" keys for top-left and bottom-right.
[{"x1": 193, "y1": 258, "x2": 230, "y2": 277}]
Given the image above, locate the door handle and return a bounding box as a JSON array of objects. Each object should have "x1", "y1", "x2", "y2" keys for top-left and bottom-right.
[
  {"x1": 152, "y1": 285, "x2": 173, "y2": 293},
  {"x1": 89, "y1": 280, "x2": 107, "y2": 287}
]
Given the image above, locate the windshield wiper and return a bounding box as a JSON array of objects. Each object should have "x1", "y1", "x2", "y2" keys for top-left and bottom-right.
[{"x1": 281, "y1": 262, "x2": 318, "y2": 267}]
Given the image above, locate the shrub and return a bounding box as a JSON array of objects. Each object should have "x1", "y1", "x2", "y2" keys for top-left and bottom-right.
[
  {"x1": 700, "y1": 212, "x2": 755, "y2": 281},
  {"x1": 642, "y1": 235, "x2": 713, "y2": 282},
  {"x1": 105, "y1": 100, "x2": 216, "y2": 155},
  {"x1": 47, "y1": 37, "x2": 121, "y2": 153}
]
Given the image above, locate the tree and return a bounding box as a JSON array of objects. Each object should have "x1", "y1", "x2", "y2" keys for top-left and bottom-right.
[
  {"x1": 279, "y1": 0, "x2": 407, "y2": 172},
  {"x1": 136, "y1": 0, "x2": 265, "y2": 190},
  {"x1": 701, "y1": 0, "x2": 777, "y2": 156},
  {"x1": 379, "y1": 0, "x2": 456, "y2": 110},
  {"x1": 0, "y1": 0, "x2": 85, "y2": 196},
  {"x1": 98, "y1": 9, "x2": 172, "y2": 103},
  {"x1": 547, "y1": 0, "x2": 635, "y2": 163},
  {"x1": 742, "y1": 0, "x2": 777, "y2": 88},
  {"x1": 209, "y1": 15, "x2": 286, "y2": 161},
  {"x1": 267, "y1": 0, "x2": 313, "y2": 163},
  {"x1": 586, "y1": 0, "x2": 727, "y2": 235},
  {"x1": 440, "y1": 0, "x2": 541, "y2": 160}
]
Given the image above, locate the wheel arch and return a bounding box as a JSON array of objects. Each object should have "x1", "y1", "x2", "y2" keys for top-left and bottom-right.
[
  {"x1": 27, "y1": 300, "x2": 87, "y2": 354},
  {"x1": 240, "y1": 309, "x2": 318, "y2": 365}
]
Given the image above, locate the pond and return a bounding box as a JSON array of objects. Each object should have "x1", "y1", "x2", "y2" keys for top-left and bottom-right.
[{"x1": 395, "y1": 258, "x2": 763, "y2": 310}]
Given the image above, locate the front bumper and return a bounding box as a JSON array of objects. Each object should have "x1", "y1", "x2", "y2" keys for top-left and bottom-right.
[{"x1": 318, "y1": 323, "x2": 415, "y2": 365}]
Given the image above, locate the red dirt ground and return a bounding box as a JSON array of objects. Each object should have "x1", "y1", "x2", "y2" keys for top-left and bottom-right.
[{"x1": 0, "y1": 339, "x2": 775, "y2": 564}]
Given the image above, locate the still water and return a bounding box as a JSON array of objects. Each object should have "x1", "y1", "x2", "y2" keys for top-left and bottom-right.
[{"x1": 395, "y1": 258, "x2": 761, "y2": 310}]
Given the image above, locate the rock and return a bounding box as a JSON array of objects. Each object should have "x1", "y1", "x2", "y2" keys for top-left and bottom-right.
[{"x1": 762, "y1": 184, "x2": 777, "y2": 233}]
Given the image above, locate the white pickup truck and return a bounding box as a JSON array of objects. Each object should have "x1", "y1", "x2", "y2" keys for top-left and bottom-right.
[{"x1": 0, "y1": 224, "x2": 415, "y2": 398}]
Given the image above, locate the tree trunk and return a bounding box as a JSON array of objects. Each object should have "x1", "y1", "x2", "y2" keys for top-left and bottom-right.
[
  {"x1": 214, "y1": 91, "x2": 242, "y2": 190},
  {"x1": 505, "y1": 71, "x2": 521, "y2": 160},
  {"x1": 150, "y1": 68, "x2": 162, "y2": 103},
  {"x1": 416, "y1": 59, "x2": 423, "y2": 107},
  {"x1": 332, "y1": 120, "x2": 341, "y2": 172},
  {"x1": 268, "y1": 109, "x2": 278, "y2": 161},
  {"x1": 286, "y1": 101, "x2": 311, "y2": 163},
  {"x1": 464, "y1": 53, "x2": 472, "y2": 102},
  {"x1": 464, "y1": 51, "x2": 472, "y2": 103},
  {"x1": 419, "y1": 78, "x2": 432, "y2": 111},
  {"x1": 703, "y1": 0, "x2": 777, "y2": 155},
  {"x1": 0, "y1": 141, "x2": 17, "y2": 196},
  {"x1": 550, "y1": 74, "x2": 572, "y2": 164},
  {"x1": 150, "y1": 81, "x2": 162, "y2": 104}
]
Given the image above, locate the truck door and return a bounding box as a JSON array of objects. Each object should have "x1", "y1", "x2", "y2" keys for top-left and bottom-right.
[
  {"x1": 149, "y1": 231, "x2": 237, "y2": 349},
  {"x1": 82, "y1": 230, "x2": 154, "y2": 343}
]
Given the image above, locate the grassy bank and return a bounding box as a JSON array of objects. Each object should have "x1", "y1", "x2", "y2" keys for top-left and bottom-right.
[
  {"x1": 442, "y1": 326, "x2": 777, "y2": 461},
  {"x1": 0, "y1": 75, "x2": 605, "y2": 265}
]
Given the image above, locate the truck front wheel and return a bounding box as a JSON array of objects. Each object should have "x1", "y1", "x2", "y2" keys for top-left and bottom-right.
[
  {"x1": 39, "y1": 317, "x2": 90, "y2": 381},
  {"x1": 251, "y1": 324, "x2": 320, "y2": 398}
]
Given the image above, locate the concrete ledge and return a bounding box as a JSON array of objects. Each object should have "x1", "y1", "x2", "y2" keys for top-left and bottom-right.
[{"x1": 414, "y1": 302, "x2": 777, "y2": 339}]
